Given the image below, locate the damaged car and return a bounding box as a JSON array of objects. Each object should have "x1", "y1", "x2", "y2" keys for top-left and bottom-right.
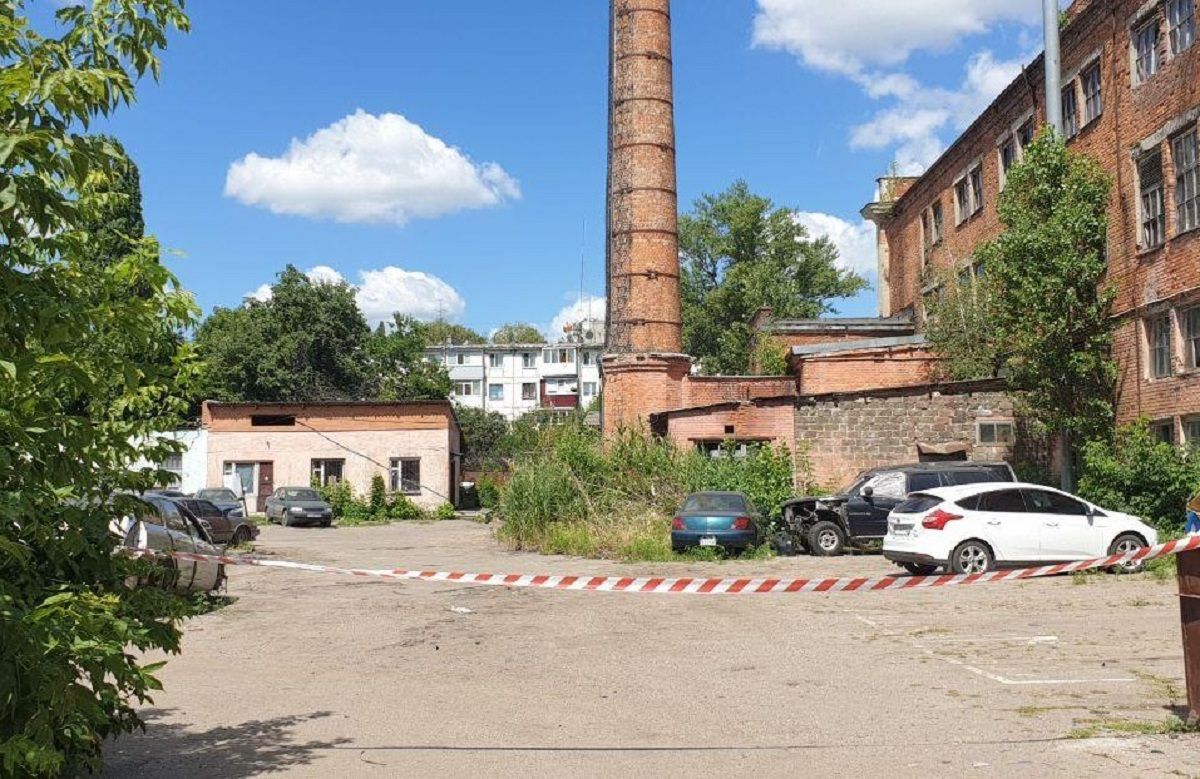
[{"x1": 774, "y1": 462, "x2": 1016, "y2": 556}]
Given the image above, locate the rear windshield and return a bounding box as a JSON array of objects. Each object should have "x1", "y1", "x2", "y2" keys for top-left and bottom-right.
[
  {"x1": 894, "y1": 494, "x2": 943, "y2": 514},
  {"x1": 283, "y1": 488, "x2": 321, "y2": 501},
  {"x1": 198, "y1": 489, "x2": 237, "y2": 501},
  {"x1": 682, "y1": 494, "x2": 748, "y2": 513}
]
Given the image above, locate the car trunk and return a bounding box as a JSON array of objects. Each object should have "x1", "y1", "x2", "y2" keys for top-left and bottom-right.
[{"x1": 678, "y1": 514, "x2": 741, "y2": 532}]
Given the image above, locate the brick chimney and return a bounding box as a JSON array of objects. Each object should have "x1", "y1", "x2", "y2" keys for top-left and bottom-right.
[{"x1": 601, "y1": 0, "x2": 690, "y2": 434}]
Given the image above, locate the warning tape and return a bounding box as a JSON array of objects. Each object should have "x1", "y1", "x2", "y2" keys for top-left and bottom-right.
[{"x1": 146, "y1": 534, "x2": 1200, "y2": 595}]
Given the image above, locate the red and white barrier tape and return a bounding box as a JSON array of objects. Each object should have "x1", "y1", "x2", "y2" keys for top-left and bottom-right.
[{"x1": 144, "y1": 534, "x2": 1200, "y2": 595}]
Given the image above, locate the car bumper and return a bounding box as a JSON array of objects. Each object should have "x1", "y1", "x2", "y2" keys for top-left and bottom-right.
[
  {"x1": 882, "y1": 549, "x2": 944, "y2": 566},
  {"x1": 671, "y1": 530, "x2": 757, "y2": 550}
]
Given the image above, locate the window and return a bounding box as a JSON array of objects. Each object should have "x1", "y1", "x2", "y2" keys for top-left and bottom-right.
[
  {"x1": 921, "y1": 209, "x2": 932, "y2": 260},
  {"x1": 489, "y1": 353, "x2": 503, "y2": 368},
  {"x1": 907, "y1": 472, "x2": 942, "y2": 492},
  {"x1": 978, "y1": 489, "x2": 1028, "y2": 513},
  {"x1": 696, "y1": 440, "x2": 757, "y2": 460},
  {"x1": 1148, "y1": 314, "x2": 1173, "y2": 378},
  {"x1": 310, "y1": 459, "x2": 344, "y2": 486},
  {"x1": 521, "y1": 382, "x2": 537, "y2": 401},
  {"x1": 930, "y1": 202, "x2": 944, "y2": 244},
  {"x1": 1062, "y1": 84, "x2": 1079, "y2": 139},
  {"x1": 389, "y1": 458, "x2": 421, "y2": 494},
  {"x1": 453, "y1": 380, "x2": 478, "y2": 396},
  {"x1": 1023, "y1": 489, "x2": 1089, "y2": 516},
  {"x1": 1082, "y1": 62, "x2": 1103, "y2": 124},
  {"x1": 1184, "y1": 306, "x2": 1200, "y2": 369},
  {"x1": 1169, "y1": 0, "x2": 1196, "y2": 55},
  {"x1": 999, "y1": 136, "x2": 1017, "y2": 187},
  {"x1": 863, "y1": 471, "x2": 906, "y2": 500},
  {"x1": 1186, "y1": 417, "x2": 1200, "y2": 446},
  {"x1": 160, "y1": 453, "x2": 183, "y2": 476},
  {"x1": 1151, "y1": 419, "x2": 1176, "y2": 444},
  {"x1": 969, "y1": 165, "x2": 985, "y2": 215},
  {"x1": 250, "y1": 414, "x2": 295, "y2": 427},
  {"x1": 582, "y1": 381, "x2": 598, "y2": 397},
  {"x1": 582, "y1": 351, "x2": 594, "y2": 366},
  {"x1": 154, "y1": 498, "x2": 190, "y2": 534},
  {"x1": 953, "y1": 163, "x2": 984, "y2": 224},
  {"x1": 455, "y1": 353, "x2": 466, "y2": 365},
  {"x1": 543, "y1": 348, "x2": 572, "y2": 364},
  {"x1": 521, "y1": 352, "x2": 534, "y2": 369},
  {"x1": 488, "y1": 383, "x2": 504, "y2": 401},
  {"x1": 1139, "y1": 150, "x2": 1165, "y2": 249},
  {"x1": 1017, "y1": 119, "x2": 1035, "y2": 149},
  {"x1": 977, "y1": 421, "x2": 1015, "y2": 444},
  {"x1": 1133, "y1": 20, "x2": 1160, "y2": 85},
  {"x1": 1174, "y1": 129, "x2": 1200, "y2": 234}
]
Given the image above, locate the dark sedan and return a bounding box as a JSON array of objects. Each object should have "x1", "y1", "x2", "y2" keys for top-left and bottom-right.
[
  {"x1": 194, "y1": 487, "x2": 246, "y2": 518},
  {"x1": 265, "y1": 487, "x2": 333, "y2": 527},
  {"x1": 177, "y1": 497, "x2": 259, "y2": 547},
  {"x1": 671, "y1": 491, "x2": 763, "y2": 553}
]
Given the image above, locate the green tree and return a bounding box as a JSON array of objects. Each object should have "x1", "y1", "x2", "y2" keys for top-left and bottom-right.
[
  {"x1": 922, "y1": 268, "x2": 1004, "y2": 380},
  {"x1": 679, "y1": 181, "x2": 868, "y2": 374},
  {"x1": 194, "y1": 266, "x2": 373, "y2": 402},
  {"x1": 422, "y1": 318, "x2": 486, "y2": 346},
  {"x1": 1, "y1": 2, "x2": 195, "y2": 775},
  {"x1": 926, "y1": 132, "x2": 1115, "y2": 489},
  {"x1": 491, "y1": 322, "x2": 545, "y2": 344},
  {"x1": 455, "y1": 406, "x2": 512, "y2": 471},
  {"x1": 77, "y1": 135, "x2": 145, "y2": 269},
  {"x1": 366, "y1": 314, "x2": 452, "y2": 401}
]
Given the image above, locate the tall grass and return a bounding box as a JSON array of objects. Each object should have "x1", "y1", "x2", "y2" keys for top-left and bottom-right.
[{"x1": 496, "y1": 421, "x2": 809, "y2": 559}]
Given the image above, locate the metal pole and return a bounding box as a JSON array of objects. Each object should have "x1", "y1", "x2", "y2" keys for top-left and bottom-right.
[{"x1": 1043, "y1": 0, "x2": 1063, "y2": 136}]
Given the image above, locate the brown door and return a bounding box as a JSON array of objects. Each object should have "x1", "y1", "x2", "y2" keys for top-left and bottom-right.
[{"x1": 256, "y1": 462, "x2": 274, "y2": 513}]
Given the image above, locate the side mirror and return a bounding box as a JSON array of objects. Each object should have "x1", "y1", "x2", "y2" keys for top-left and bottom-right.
[{"x1": 862, "y1": 486, "x2": 874, "y2": 498}]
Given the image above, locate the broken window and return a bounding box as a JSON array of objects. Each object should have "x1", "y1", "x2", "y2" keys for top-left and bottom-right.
[
  {"x1": 1184, "y1": 306, "x2": 1200, "y2": 369},
  {"x1": 1082, "y1": 62, "x2": 1103, "y2": 124},
  {"x1": 1133, "y1": 20, "x2": 1160, "y2": 85},
  {"x1": 1169, "y1": 0, "x2": 1196, "y2": 55},
  {"x1": 1062, "y1": 84, "x2": 1079, "y2": 139},
  {"x1": 1139, "y1": 150, "x2": 1165, "y2": 249},
  {"x1": 1148, "y1": 314, "x2": 1173, "y2": 378},
  {"x1": 1174, "y1": 129, "x2": 1200, "y2": 234},
  {"x1": 930, "y1": 201, "x2": 944, "y2": 243}
]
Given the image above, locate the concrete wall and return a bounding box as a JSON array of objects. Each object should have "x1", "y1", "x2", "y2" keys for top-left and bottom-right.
[
  {"x1": 794, "y1": 384, "x2": 1045, "y2": 489},
  {"x1": 873, "y1": 0, "x2": 1200, "y2": 439}
]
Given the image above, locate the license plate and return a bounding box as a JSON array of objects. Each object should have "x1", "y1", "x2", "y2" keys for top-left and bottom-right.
[
  {"x1": 893, "y1": 526, "x2": 911, "y2": 537},
  {"x1": 699, "y1": 536, "x2": 718, "y2": 547}
]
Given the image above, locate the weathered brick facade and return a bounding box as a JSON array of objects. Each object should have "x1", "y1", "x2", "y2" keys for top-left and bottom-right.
[
  {"x1": 653, "y1": 397, "x2": 797, "y2": 457},
  {"x1": 794, "y1": 382, "x2": 1049, "y2": 489},
  {"x1": 867, "y1": 0, "x2": 1200, "y2": 443},
  {"x1": 792, "y1": 341, "x2": 938, "y2": 396}
]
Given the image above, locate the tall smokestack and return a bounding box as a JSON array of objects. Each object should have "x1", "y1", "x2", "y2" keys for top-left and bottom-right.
[
  {"x1": 601, "y1": 0, "x2": 690, "y2": 434},
  {"x1": 606, "y1": 0, "x2": 683, "y2": 354}
]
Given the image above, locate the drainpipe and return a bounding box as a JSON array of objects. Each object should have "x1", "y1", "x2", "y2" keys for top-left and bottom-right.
[{"x1": 1043, "y1": 0, "x2": 1063, "y2": 136}]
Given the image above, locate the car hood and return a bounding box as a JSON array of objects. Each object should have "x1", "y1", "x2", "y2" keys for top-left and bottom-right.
[
  {"x1": 782, "y1": 495, "x2": 849, "y2": 509},
  {"x1": 284, "y1": 500, "x2": 332, "y2": 510}
]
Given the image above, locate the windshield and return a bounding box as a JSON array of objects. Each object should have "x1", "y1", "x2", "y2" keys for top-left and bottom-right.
[
  {"x1": 681, "y1": 493, "x2": 748, "y2": 513},
  {"x1": 283, "y1": 488, "x2": 321, "y2": 501},
  {"x1": 198, "y1": 489, "x2": 237, "y2": 501}
]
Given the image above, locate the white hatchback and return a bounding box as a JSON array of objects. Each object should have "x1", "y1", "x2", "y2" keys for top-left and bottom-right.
[{"x1": 882, "y1": 483, "x2": 1158, "y2": 575}]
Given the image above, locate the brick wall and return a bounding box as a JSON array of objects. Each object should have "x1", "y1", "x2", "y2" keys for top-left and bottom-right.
[
  {"x1": 680, "y1": 375, "x2": 798, "y2": 406},
  {"x1": 873, "y1": 0, "x2": 1200, "y2": 441},
  {"x1": 794, "y1": 383, "x2": 1045, "y2": 489},
  {"x1": 793, "y1": 345, "x2": 938, "y2": 396}
]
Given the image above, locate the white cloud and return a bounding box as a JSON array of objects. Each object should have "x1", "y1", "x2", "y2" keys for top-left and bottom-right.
[
  {"x1": 548, "y1": 295, "x2": 606, "y2": 342},
  {"x1": 225, "y1": 110, "x2": 520, "y2": 224},
  {"x1": 794, "y1": 212, "x2": 877, "y2": 280},
  {"x1": 752, "y1": 0, "x2": 1039, "y2": 77},
  {"x1": 754, "y1": 1, "x2": 1044, "y2": 173},
  {"x1": 243, "y1": 265, "x2": 466, "y2": 326}
]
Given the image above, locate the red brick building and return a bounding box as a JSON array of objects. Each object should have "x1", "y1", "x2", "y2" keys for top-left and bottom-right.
[{"x1": 864, "y1": 0, "x2": 1200, "y2": 446}]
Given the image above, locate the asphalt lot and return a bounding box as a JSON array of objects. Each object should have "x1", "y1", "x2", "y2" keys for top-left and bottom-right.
[{"x1": 103, "y1": 520, "x2": 1200, "y2": 778}]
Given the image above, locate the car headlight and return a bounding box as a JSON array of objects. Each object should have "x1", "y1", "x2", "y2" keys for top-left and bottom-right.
[{"x1": 290, "y1": 506, "x2": 304, "y2": 514}]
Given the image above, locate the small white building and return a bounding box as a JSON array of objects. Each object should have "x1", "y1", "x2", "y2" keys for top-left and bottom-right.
[
  {"x1": 130, "y1": 429, "x2": 208, "y2": 493},
  {"x1": 425, "y1": 342, "x2": 603, "y2": 421}
]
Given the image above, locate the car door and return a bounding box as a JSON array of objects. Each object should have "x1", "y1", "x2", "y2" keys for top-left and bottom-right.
[
  {"x1": 973, "y1": 488, "x2": 1040, "y2": 562},
  {"x1": 157, "y1": 499, "x2": 198, "y2": 592},
  {"x1": 193, "y1": 499, "x2": 232, "y2": 543},
  {"x1": 853, "y1": 471, "x2": 907, "y2": 538},
  {"x1": 1022, "y1": 488, "x2": 1097, "y2": 559},
  {"x1": 181, "y1": 511, "x2": 222, "y2": 591},
  {"x1": 263, "y1": 489, "x2": 279, "y2": 520}
]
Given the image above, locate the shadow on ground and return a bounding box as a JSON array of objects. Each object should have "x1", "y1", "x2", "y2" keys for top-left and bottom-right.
[{"x1": 101, "y1": 709, "x2": 350, "y2": 777}]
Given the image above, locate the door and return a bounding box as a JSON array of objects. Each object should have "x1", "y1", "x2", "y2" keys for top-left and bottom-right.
[
  {"x1": 182, "y1": 514, "x2": 222, "y2": 591},
  {"x1": 974, "y1": 488, "x2": 1040, "y2": 562},
  {"x1": 156, "y1": 499, "x2": 197, "y2": 592},
  {"x1": 849, "y1": 471, "x2": 906, "y2": 538},
  {"x1": 256, "y1": 461, "x2": 274, "y2": 513},
  {"x1": 191, "y1": 500, "x2": 232, "y2": 544},
  {"x1": 1022, "y1": 488, "x2": 1096, "y2": 559}
]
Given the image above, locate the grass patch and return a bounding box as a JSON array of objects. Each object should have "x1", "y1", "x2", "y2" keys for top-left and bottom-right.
[
  {"x1": 1067, "y1": 716, "x2": 1199, "y2": 739},
  {"x1": 1145, "y1": 553, "x2": 1176, "y2": 583}
]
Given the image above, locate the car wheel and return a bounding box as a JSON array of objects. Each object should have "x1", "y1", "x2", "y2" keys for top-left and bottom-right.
[
  {"x1": 280, "y1": 512, "x2": 290, "y2": 528},
  {"x1": 807, "y1": 521, "x2": 845, "y2": 557},
  {"x1": 899, "y1": 562, "x2": 939, "y2": 576},
  {"x1": 1107, "y1": 533, "x2": 1148, "y2": 574},
  {"x1": 772, "y1": 531, "x2": 798, "y2": 556},
  {"x1": 230, "y1": 526, "x2": 251, "y2": 547},
  {"x1": 950, "y1": 540, "x2": 993, "y2": 575},
  {"x1": 321, "y1": 519, "x2": 332, "y2": 528}
]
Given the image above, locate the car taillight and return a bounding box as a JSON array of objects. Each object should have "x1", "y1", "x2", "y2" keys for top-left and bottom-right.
[
  {"x1": 921, "y1": 508, "x2": 963, "y2": 530},
  {"x1": 731, "y1": 516, "x2": 751, "y2": 530},
  {"x1": 671, "y1": 517, "x2": 685, "y2": 530}
]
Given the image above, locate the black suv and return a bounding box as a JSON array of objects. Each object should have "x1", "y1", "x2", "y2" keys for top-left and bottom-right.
[{"x1": 776, "y1": 462, "x2": 1016, "y2": 556}]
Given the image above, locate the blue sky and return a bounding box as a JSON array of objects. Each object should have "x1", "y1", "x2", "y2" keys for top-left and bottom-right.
[{"x1": 91, "y1": 0, "x2": 1053, "y2": 337}]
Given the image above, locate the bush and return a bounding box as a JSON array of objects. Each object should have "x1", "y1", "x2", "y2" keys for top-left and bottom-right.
[
  {"x1": 496, "y1": 420, "x2": 806, "y2": 559},
  {"x1": 368, "y1": 474, "x2": 387, "y2": 516},
  {"x1": 434, "y1": 502, "x2": 457, "y2": 521},
  {"x1": 1078, "y1": 420, "x2": 1200, "y2": 534},
  {"x1": 387, "y1": 493, "x2": 423, "y2": 521},
  {"x1": 476, "y1": 474, "x2": 502, "y2": 509},
  {"x1": 316, "y1": 479, "x2": 354, "y2": 519}
]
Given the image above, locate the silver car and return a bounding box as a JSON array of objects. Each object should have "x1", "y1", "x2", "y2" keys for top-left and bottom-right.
[{"x1": 116, "y1": 495, "x2": 226, "y2": 592}]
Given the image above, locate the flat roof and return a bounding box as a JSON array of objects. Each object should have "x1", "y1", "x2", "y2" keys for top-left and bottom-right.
[
  {"x1": 766, "y1": 315, "x2": 915, "y2": 334},
  {"x1": 791, "y1": 334, "x2": 930, "y2": 357}
]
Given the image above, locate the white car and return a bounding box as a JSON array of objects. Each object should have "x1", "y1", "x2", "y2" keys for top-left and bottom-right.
[{"x1": 883, "y1": 483, "x2": 1157, "y2": 575}]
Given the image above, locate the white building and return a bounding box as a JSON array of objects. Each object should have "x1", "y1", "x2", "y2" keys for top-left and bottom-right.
[
  {"x1": 425, "y1": 342, "x2": 603, "y2": 420},
  {"x1": 130, "y1": 429, "x2": 208, "y2": 493}
]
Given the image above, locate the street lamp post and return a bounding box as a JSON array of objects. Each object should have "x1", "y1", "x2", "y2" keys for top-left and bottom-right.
[{"x1": 1043, "y1": 0, "x2": 1063, "y2": 136}]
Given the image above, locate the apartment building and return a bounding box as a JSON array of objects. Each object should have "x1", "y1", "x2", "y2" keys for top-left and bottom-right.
[
  {"x1": 864, "y1": 0, "x2": 1200, "y2": 446},
  {"x1": 426, "y1": 343, "x2": 603, "y2": 420}
]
